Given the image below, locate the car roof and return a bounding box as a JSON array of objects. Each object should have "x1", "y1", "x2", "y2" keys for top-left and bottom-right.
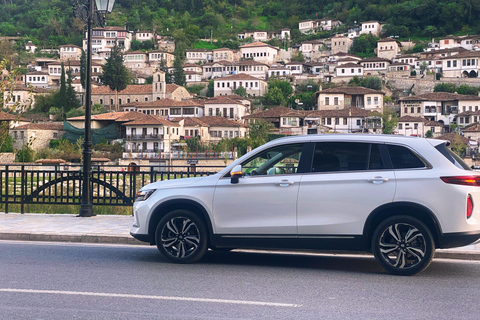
[{"x1": 265, "y1": 134, "x2": 445, "y2": 145}]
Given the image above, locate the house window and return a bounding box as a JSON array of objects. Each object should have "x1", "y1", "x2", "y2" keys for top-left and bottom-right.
[
  {"x1": 414, "y1": 123, "x2": 418, "y2": 129},
  {"x1": 343, "y1": 118, "x2": 347, "y2": 125},
  {"x1": 334, "y1": 97, "x2": 339, "y2": 105},
  {"x1": 374, "y1": 97, "x2": 378, "y2": 105},
  {"x1": 367, "y1": 97, "x2": 372, "y2": 105},
  {"x1": 399, "y1": 124, "x2": 403, "y2": 129},
  {"x1": 325, "y1": 97, "x2": 330, "y2": 105}
]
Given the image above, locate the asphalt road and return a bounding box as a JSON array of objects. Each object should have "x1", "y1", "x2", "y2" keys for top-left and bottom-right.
[{"x1": 1, "y1": 240, "x2": 480, "y2": 320}]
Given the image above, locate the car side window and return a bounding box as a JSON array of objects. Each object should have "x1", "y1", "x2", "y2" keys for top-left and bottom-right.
[
  {"x1": 387, "y1": 144, "x2": 426, "y2": 169},
  {"x1": 311, "y1": 142, "x2": 386, "y2": 173},
  {"x1": 242, "y1": 143, "x2": 304, "y2": 176}
]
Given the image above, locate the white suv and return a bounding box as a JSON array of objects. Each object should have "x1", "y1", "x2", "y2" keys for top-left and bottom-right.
[{"x1": 131, "y1": 134, "x2": 480, "y2": 275}]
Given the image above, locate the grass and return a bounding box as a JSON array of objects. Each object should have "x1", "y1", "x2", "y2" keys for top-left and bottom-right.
[{"x1": 1, "y1": 203, "x2": 132, "y2": 215}]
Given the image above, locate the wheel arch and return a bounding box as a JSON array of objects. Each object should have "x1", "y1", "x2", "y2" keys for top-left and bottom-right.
[
  {"x1": 363, "y1": 202, "x2": 443, "y2": 251},
  {"x1": 147, "y1": 199, "x2": 214, "y2": 246}
]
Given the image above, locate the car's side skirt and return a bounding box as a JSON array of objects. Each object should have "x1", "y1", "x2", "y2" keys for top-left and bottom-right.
[{"x1": 212, "y1": 234, "x2": 367, "y2": 251}]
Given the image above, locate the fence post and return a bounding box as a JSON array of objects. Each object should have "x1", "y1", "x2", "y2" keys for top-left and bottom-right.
[
  {"x1": 21, "y1": 165, "x2": 25, "y2": 214},
  {"x1": 5, "y1": 165, "x2": 9, "y2": 214}
]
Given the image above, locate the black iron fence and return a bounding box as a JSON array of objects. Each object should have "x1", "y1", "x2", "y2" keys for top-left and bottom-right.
[{"x1": 0, "y1": 164, "x2": 224, "y2": 213}]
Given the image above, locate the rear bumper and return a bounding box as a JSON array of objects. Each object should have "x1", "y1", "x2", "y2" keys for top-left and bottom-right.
[{"x1": 439, "y1": 231, "x2": 480, "y2": 249}]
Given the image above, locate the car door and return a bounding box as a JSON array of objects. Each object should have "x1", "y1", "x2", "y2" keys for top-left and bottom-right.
[
  {"x1": 213, "y1": 143, "x2": 307, "y2": 235},
  {"x1": 297, "y1": 141, "x2": 396, "y2": 236}
]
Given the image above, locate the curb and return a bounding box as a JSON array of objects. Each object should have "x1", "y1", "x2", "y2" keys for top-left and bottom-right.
[
  {"x1": 1, "y1": 232, "x2": 480, "y2": 261},
  {"x1": 0, "y1": 232, "x2": 148, "y2": 246}
]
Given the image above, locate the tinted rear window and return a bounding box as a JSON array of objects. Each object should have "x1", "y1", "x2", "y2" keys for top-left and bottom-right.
[
  {"x1": 387, "y1": 145, "x2": 426, "y2": 169},
  {"x1": 435, "y1": 143, "x2": 471, "y2": 170}
]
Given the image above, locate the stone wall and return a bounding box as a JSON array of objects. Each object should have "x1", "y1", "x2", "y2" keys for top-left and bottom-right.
[
  {"x1": 386, "y1": 74, "x2": 480, "y2": 96},
  {"x1": 0, "y1": 153, "x2": 15, "y2": 163}
]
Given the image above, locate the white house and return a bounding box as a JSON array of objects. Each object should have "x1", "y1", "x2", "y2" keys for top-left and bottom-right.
[
  {"x1": 214, "y1": 73, "x2": 268, "y2": 98},
  {"x1": 335, "y1": 63, "x2": 364, "y2": 77},
  {"x1": 25, "y1": 71, "x2": 49, "y2": 88},
  {"x1": 360, "y1": 21, "x2": 383, "y2": 36},
  {"x1": 441, "y1": 51, "x2": 480, "y2": 78},
  {"x1": 204, "y1": 95, "x2": 250, "y2": 121},
  {"x1": 185, "y1": 49, "x2": 212, "y2": 64},
  {"x1": 240, "y1": 42, "x2": 279, "y2": 64},
  {"x1": 318, "y1": 87, "x2": 384, "y2": 112}
]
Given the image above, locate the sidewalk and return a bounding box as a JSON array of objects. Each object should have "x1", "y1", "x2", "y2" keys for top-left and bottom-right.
[{"x1": 0, "y1": 212, "x2": 479, "y2": 260}]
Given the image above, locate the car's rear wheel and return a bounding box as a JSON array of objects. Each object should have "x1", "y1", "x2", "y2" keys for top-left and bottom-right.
[
  {"x1": 372, "y1": 215, "x2": 435, "y2": 276},
  {"x1": 155, "y1": 210, "x2": 208, "y2": 263}
]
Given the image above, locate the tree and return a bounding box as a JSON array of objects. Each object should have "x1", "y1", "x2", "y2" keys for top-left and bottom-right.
[
  {"x1": 173, "y1": 49, "x2": 186, "y2": 86},
  {"x1": 232, "y1": 86, "x2": 247, "y2": 97},
  {"x1": 349, "y1": 34, "x2": 379, "y2": 57},
  {"x1": 206, "y1": 79, "x2": 214, "y2": 97},
  {"x1": 66, "y1": 62, "x2": 81, "y2": 113},
  {"x1": 159, "y1": 58, "x2": 173, "y2": 84},
  {"x1": 80, "y1": 50, "x2": 87, "y2": 90},
  {"x1": 248, "y1": 119, "x2": 274, "y2": 146},
  {"x1": 381, "y1": 107, "x2": 398, "y2": 135},
  {"x1": 54, "y1": 62, "x2": 67, "y2": 113},
  {"x1": 101, "y1": 43, "x2": 131, "y2": 111},
  {"x1": 263, "y1": 86, "x2": 286, "y2": 106}
]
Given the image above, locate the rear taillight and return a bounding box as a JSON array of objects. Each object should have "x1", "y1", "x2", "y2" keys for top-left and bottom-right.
[
  {"x1": 467, "y1": 195, "x2": 473, "y2": 219},
  {"x1": 440, "y1": 176, "x2": 480, "y2": 186}
]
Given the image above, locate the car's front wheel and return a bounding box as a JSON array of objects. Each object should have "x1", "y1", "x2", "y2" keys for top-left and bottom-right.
[
  {"x1": 155, "y1": 210, "x2": 208, "y2": 263},
  {"x1": 372, "y1": 215, "x2": 435, "y2": 276}
]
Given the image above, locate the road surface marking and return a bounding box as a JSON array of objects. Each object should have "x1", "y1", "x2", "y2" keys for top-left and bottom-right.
[{"x1": 0, "y1": 288, "x2": 301, "y2": 308}]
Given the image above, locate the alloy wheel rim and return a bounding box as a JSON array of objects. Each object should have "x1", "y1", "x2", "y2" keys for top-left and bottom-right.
[
  {"x1": 161, "y1": 217, "x2": 200, "y2": 259},
  {"x1": 379, "y1": 223, "x2": 427, "y2": 269}
]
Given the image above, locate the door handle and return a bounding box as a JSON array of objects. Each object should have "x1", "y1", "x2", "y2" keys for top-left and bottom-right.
[
  {"x1": 274, "y1": 179, "x2": 294, "y2": 187},
  {"x1": 367, "y1": 176, "x2": 389, "y2": 184}
]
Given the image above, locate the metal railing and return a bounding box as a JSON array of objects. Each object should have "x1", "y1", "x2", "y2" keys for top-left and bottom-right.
[{"x1": 0, "y1": 164, "x2": 225, "y2": 213}]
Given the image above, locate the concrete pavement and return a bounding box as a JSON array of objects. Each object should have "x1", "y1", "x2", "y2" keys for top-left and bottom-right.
[{"x1": 0, "y1": 212, "x2": 479, "y2": 260}]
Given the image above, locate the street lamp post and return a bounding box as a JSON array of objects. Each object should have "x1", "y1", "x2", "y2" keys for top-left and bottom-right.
[{"x1": 73, "y1": 0, "x2": 115, "y2": 217}]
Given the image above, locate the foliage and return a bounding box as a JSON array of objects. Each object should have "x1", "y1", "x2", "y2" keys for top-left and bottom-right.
[
  {"x1": 34, "y1": 91, "x2": 56, "y2": 113},
  {"x1": 172, "y1": 48, "x2": 186, "y2": 86},
  {"x1": 53, "y1": 62, "x2": 67, "y2": 112},
  {"x1": 0, "y1": 61, "x2": 32, "y2": 151},
  {"x1": 158, "y1": 58, "x2": 173, "y2": 84},
  {"x1": 16, "y1": 145, "x2": 35, "y2": 163},
  {"x1": 49, "y1": 139, "x2": 60, "y2": 149},
  {"x1": 206, "y1": 80, "x2": 215, "y2": 97},
  {"x1": 0, "y1": 135, "x2": 13, "y2": 152},
  {"x1": 296, "y1": 80, "x2": 319, "y2": 93},
  {"x1": 434, "y1": 83, "x2": 480, "y2": 96},
  {"x1": 92, "y1": 103, "x2": 109, "y2": 115},
  {"x1": 349, "y1": 76, "x2": 382, "y2": 90},
  {"x1": 349, "y1": 34, "x2": 379, "y2": 57},
  {"x1": 101, "y1": 43, "x2": 131, "y2": 111},
  {"x1": 0, "y1": 0, "x2": 480, "y2": 50},
  {"x1": 130, "y1": 39, "x2": 156, "y2": 51},
  {"x1": 425, "y1": 130, "x2": 433, "y2": 138},
  {"x1": 186, "y1": 85, "x2": 206, "y2": 96},
  {"x1": 66, "y1": 63, "x2": 81, "y2": 112},
  {"x1": 232, "y1": 86, "x2": 247, "y2": 97},
  {"x1": 382, "y1": 107, "x2": 398, "y2": 135},
  {"x1": 451, "y1": 134, "x2": 467, "y2": 157},
  {"x1": 65, "y1": 107, "x2": 84, "y2": 119},
  {"x1": 80, "y1": 50, "x2": 87, "y2": 90},
  {"x1": 248, "y1": 119, "x2": 274, "y2": 145},
  {"x1": 263, "y1": 86, "x2": 286, "y2": 106},
  {"x1": 290, "y1": 51, "x2": 304, "y2": 62}
]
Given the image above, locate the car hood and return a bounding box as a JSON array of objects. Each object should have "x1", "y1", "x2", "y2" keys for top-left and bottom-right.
[{"x1": 142, "y1": 176, "x2": 208, "y2": 191}]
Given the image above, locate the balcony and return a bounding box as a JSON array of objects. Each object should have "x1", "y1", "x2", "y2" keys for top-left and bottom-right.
[{"x1": 126, "y1": 134, "x2": 164, "y2": 140}]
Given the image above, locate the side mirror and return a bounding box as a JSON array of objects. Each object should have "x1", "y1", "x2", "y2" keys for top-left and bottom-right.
[{"x1": 230, "y1": 164, "x2": 242, "y2": 184}]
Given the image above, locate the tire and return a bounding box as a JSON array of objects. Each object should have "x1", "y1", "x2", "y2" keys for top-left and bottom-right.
[
  {"x1": 372, "y1": 215, "x2": 435, "y2": 276},
  {"x1": 155, "y1": 210, "x2": 208, "y2": 263}
]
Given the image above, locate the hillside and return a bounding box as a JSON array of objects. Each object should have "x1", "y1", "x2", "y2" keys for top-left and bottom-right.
[{"x1": 0, "y1": 0, "x2": 479, "y2": 48}]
